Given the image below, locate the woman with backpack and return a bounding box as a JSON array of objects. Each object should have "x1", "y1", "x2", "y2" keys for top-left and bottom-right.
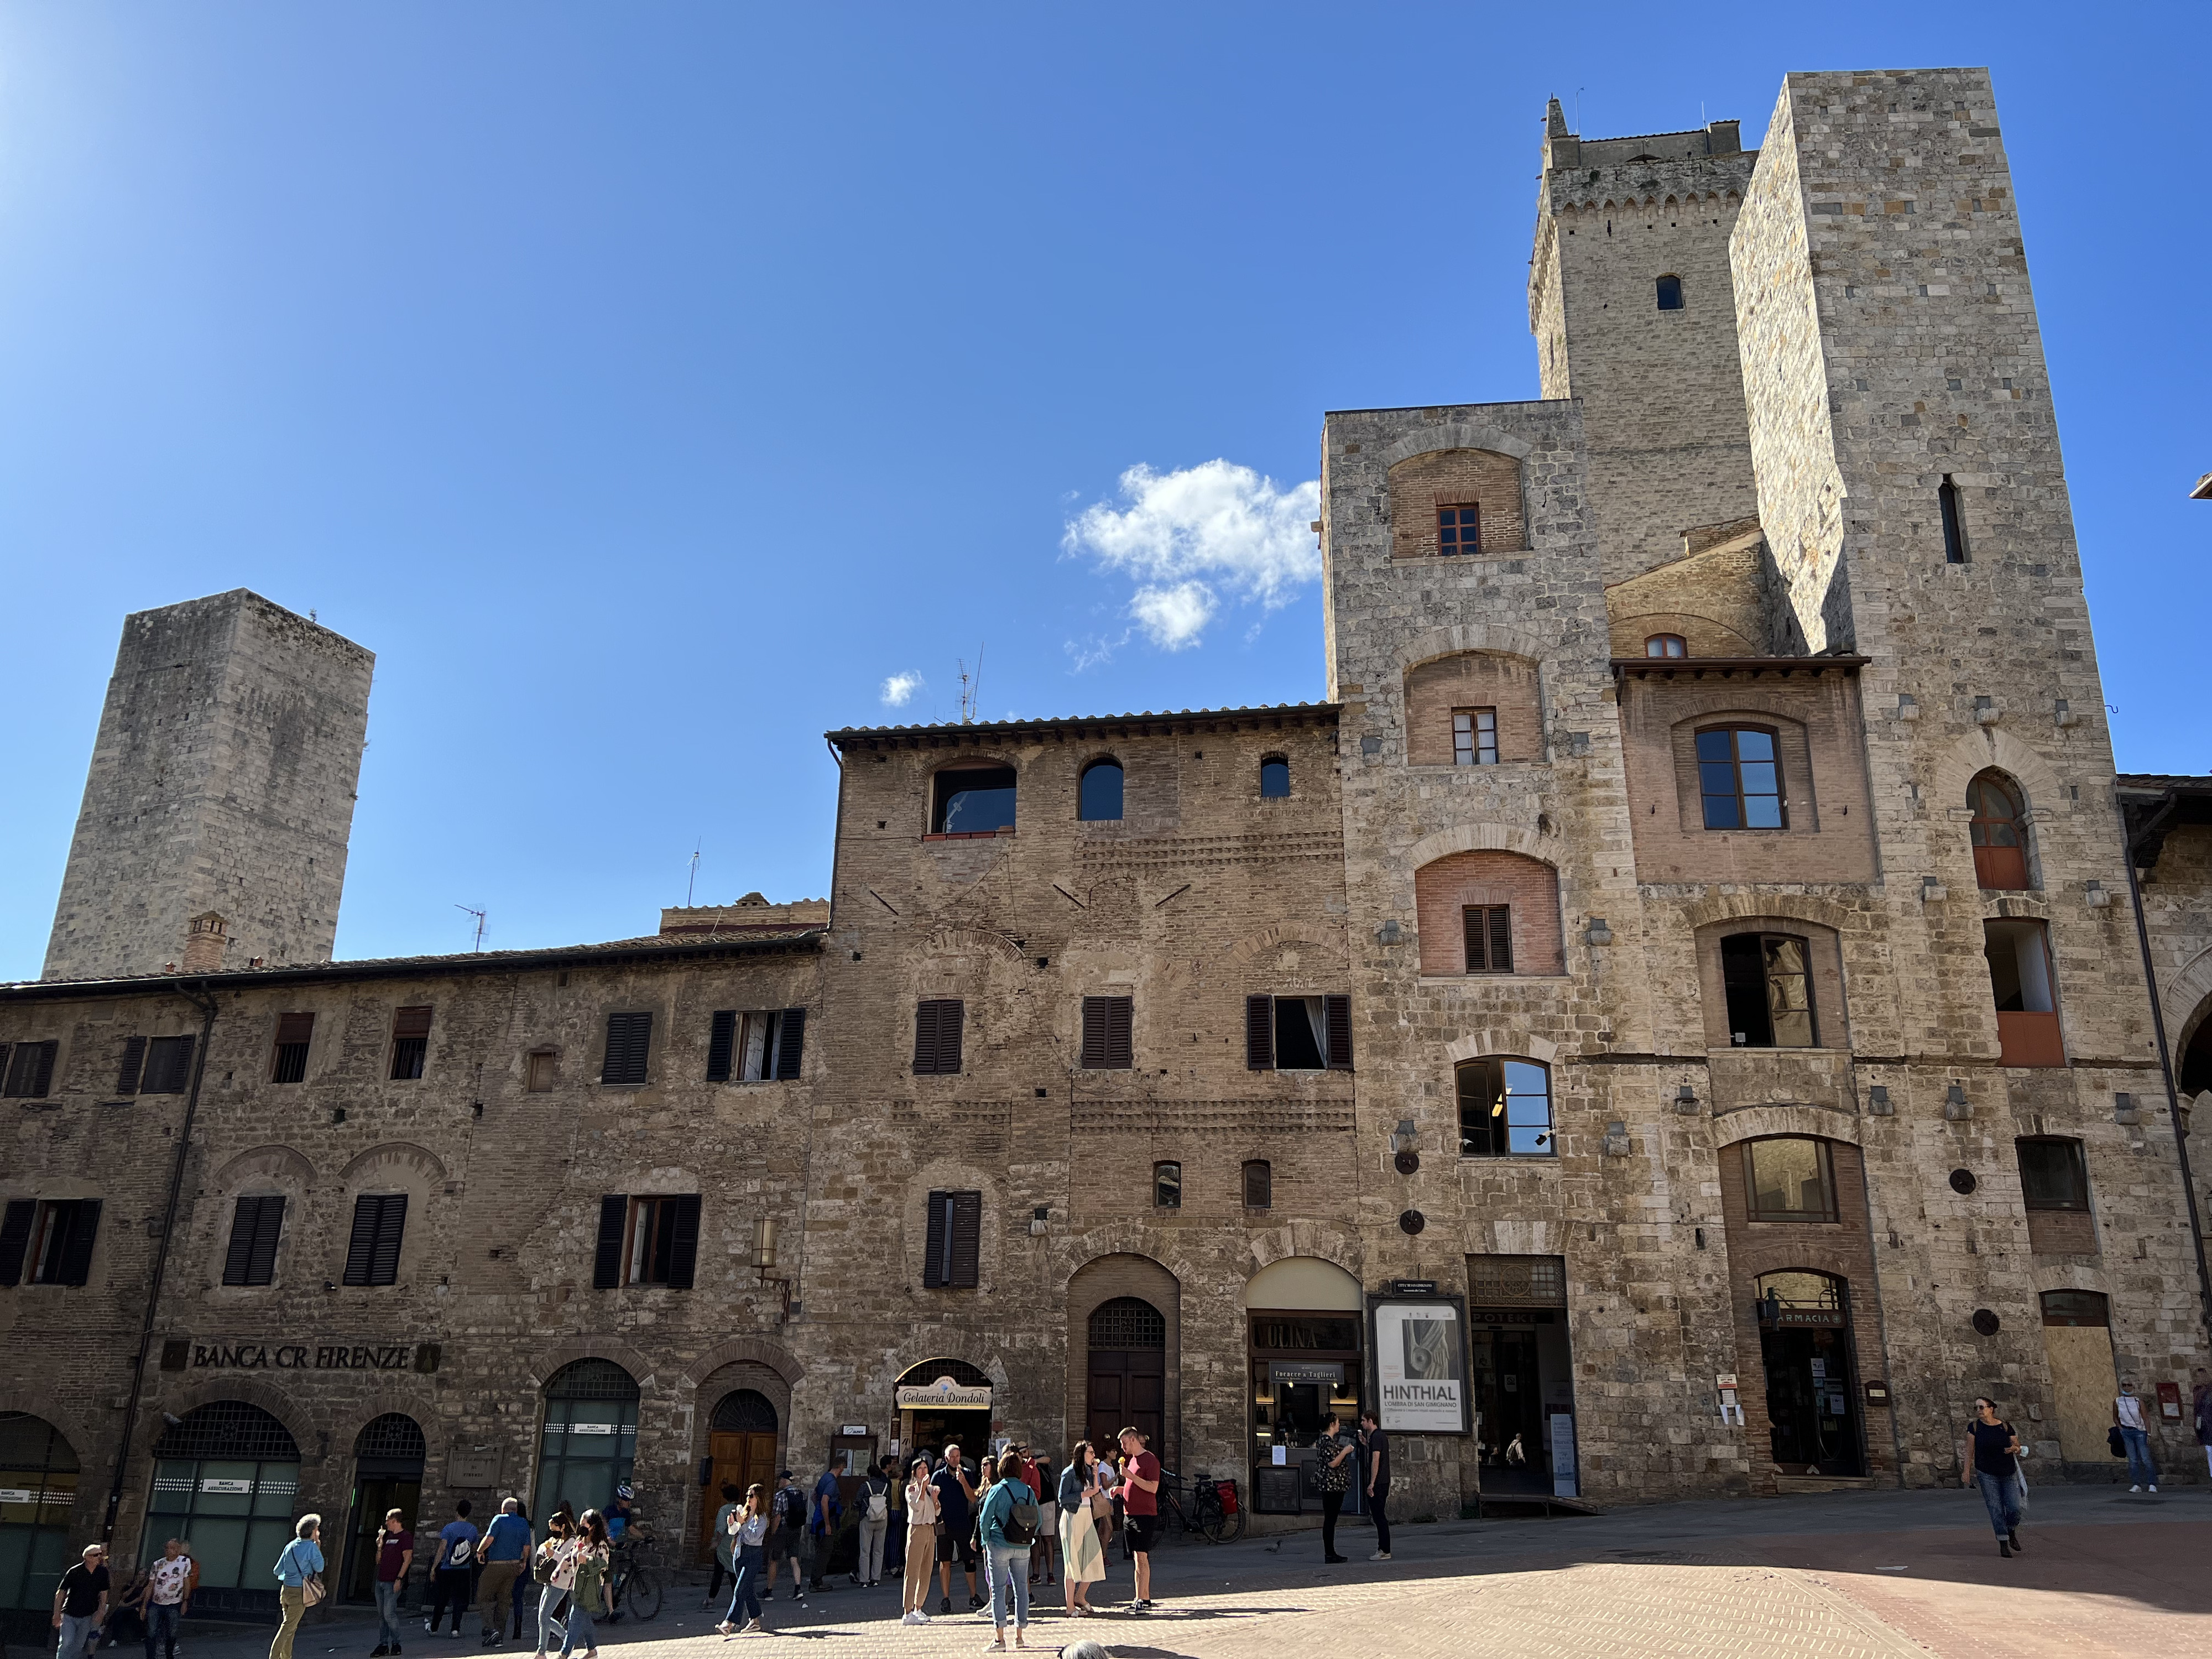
[
  {"x1": 554, "y1": 1511, "x2": 610, "y2": 1659},
  {"x1": 1056, "y1": 1442, "x2": 1105, "y2": 1616},
  {"x1": 716, "y1": 1484, "x2": 770, "y2": 1637},
  {"x1": 857, "y1": 1460, "x2": 892, "y2": 1589},
  {"x1": 975, "y1": 1455, "x2": 1036, "y2": 1650}
]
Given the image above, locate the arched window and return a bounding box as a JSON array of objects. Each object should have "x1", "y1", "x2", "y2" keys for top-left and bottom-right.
[
  {"x1": 1259, "y1": 757, "x2": 1290, "y2": 799},
  {"x1": 147, "y1": 1404, "x2": 301, "y2": 1601},
  {"x1": 1968, "y1": 770, "x2": 2030, "y2": 889},
  {"x1": 353, "y1": 1412, "x2": 426, "y2": 1473},
  {"x1": 1078, "y1": 759, "x2": 1124, "y2": 822},
  {"x1": 1644, "y1": 633, "x2": 1687, "y2": 658},
  {"x1": 710, "y1": 1389, "x2": 779, "y2": 1433},
  {"x1": 1696, "y1": 727, "x2": 1785, "y2": 829},
  {"x1": 1088, "y1": 1297, "x2": 1166, "y2": 1350},
  {"x1": 1740, "y1": 1139, "x2": 1838, "y2": 1222},
  {"x1": 1456, "y1": 1058, "x2": 1553, "y2": 1157},
  {"x1": 1719, "y1": 932, "x2": 1816, "y2": 1047},
  {"x1": 0, "y1": 1414, "x2": 77, "y2": 1613},
  {"x1": 535, "y1": 1359, "x2": 639, "y2": 1523},
  {"x1": 1656, "y1": 274, "x2": 1684, "y2": 311}
]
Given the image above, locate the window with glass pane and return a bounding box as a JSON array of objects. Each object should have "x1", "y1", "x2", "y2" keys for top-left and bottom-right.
[
  {"x1": 1452, "y1": 708, "x2": 1498, "y2": 765},
  {"x1": 1079, "y1": 760, "x2": 1124, "y2": 821},
  {"x1": 0, "y1": 1413, "x2": 78, "y2": 1614},
  {"x1": 1259, "y1": 758, "x2": 1290, "y2": 798},
  {"x1": 1720, "y1": 932, "x2": 1817, "y2": 1047},
  {"x1": 932, "y1": 767, "x2": 1018, "y2": 833},
  {"x1": 1968, "y1": 771, "x2": 2031, "y2": 889},
  {"x1": 534, "y1": 1360, "x2": 640, "y2": 1524},
  {"x1": 1697, "y1": 727, "x2": 1786, "y2": 829},
  {"x1": 2017, "y1": 1138, "x2": 2089, "y2": 1211},
  {"x1": 1742, "y1": 1138, "x2": 1838, "y2": 1222},
  {"x1": 1153, "y1": 1162, "x2": 1182, "y2": 1209},
  {"x1": 1644, "y1": 634, "x2": 1687, "y2": 658},
  {"x1": 1456, "y1": 1058, "x2": 1553, "y2": 1157},
  {"x1": 1436, "y1": 503, "x2": 1480, "y2": 555},
  {"x1": 144, "y1": 1404, "x2": 301, "y2": 1600}
]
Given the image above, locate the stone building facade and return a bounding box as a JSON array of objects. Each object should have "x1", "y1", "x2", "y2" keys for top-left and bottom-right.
[{"x1": 4, "y1": 64, "x2": 2212, "y2": 1620}]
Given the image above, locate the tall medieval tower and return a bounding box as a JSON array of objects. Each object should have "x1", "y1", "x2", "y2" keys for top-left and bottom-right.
[{"x1": 42, "y1": 589, "x2": 374, "y2": 980}]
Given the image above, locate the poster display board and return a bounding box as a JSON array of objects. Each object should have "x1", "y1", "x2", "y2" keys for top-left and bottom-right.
[{"x1": 1368, "y1": 1292, "x2": 1472, "y2": 1435}]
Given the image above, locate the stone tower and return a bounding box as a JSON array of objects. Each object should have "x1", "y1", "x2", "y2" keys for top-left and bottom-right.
[
  {"x1": 1529, "y1": 97, "x2": 1762, "y2": 584},
  {"x1": 42, "y1": 589, "x2": 374, "y2": 980}
]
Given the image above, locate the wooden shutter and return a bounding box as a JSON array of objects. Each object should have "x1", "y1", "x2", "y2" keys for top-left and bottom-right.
[
  {"x1": 706, "y1": 1011, "x2": 737, "y2": 1082},
  {"x1": 1245, "y1": 995, "x2": 1275, "y2": 1070},
  {"x1": 275, "y1": 1013, "x2": 315, "y2": 1046},
  {"x1": 54, "y1": 1201, "x2": 100, "y2": 1286},
  {"x1": 593, "y1": 1194, "x2": 628, "y2": 1288},
  {"x1": 1083, "y1": 998, "x2": 1133, "y2": 1070},
  {"x1": 602, "y1": 1013, "x2": 653, "y2": 1084},
  {"x1": 116, "y1": 1036, "x2": 147, "y2": 1095},
  {"x1": 922, "y1": 1190, "x2": 951, "y2": 1288},
  {"x1": 1489, "y1": 908, "x2": 1513, "y2": 973},
  {"x1": 665, "y1": 1193, "x2": 701, "y2": 1288},
  {"x1": 774, "y1": 1009, "x2": 806, "y2": 1080},
  {"x1": 1463, "y1": 907, "x2": 1488, "y2": 972},
  {"x1": 143, "y1": 1036, "x2": 192, "y2": 1096},
  {"x1": 7, "y1": 1041, "x2": 59, "y2": 1098},
  {"x1": 947, "y1": 1191, "x2": 982, "y2": 1288},
  {"x1": 343, "y1": 1194, "x2": 406, "y2": 1286},
  {"x1": 224, "y1": 1197, "x2": 285, "y2": 1287},
  {"x1": 0, "y1": 1199, "x2": 33, "y2": 1286},
  {"x1": 222, "y1": 1198, "x2": 259, "y2": 1285},
  {"x1": 1081, "y1": 998, "x2": 1109, "y2": 1068},
  {"x1": 915, "y1": 1000, "x2": 962, "y2": 1075},
  {"x1": 393, "y1": 1006, "x2": 433, "y2": 1038},
  {"x1": 1325, "y1": 994, "x2": 1353, "y2": 1070}
]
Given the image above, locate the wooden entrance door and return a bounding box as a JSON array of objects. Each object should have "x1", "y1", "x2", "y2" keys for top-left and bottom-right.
[
  {"x1": 700, "y1": 1433, "x2": 779, "y2": 1558},
  {"x1": 1087, "y1": 1349, "x2": 1164, "y2": 1450}
]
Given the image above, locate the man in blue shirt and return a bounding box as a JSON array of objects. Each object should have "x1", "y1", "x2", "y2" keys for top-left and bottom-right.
[
  {"x1": 807, "y1": 1454, "x2": 843, "y2": 1594},
  {"x1": 425, "y1": 1500, "x2": 478, "y2": 1636},
  {"x1": 474, "y1": 1499, "x2": 530, "y2": 1646}
]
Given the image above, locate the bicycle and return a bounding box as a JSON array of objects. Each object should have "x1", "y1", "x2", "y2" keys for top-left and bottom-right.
[
  {"x1": 1155, "y1": 1472, "x2": 1245, "y2": 1545},
  {"x1": 604, "y1": 1524, "x2": 665, "y2": 1622}
]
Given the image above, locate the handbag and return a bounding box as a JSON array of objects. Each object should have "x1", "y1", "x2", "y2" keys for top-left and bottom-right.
[
  {"x1": 2108, "y1": 1425, "x2": 2128, "y2": 1458},
  {"x1": 531, "y1": 1543, "x2": 558, "y2": 1586},
  {"x1": 302, "y1": 1574, "x2": 326, "y2": 1609}
]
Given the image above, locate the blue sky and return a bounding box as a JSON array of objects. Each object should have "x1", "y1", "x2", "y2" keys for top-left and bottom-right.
[{"x1": 1, "y1": 5, "x2": 2205, "y2": 975}]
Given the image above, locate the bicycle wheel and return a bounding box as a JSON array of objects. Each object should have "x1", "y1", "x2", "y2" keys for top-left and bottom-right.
[
  {"x1": 1200, "y1": 1494, "x2": 1245, "y2": 1545},
  {"x1": 628, "y1": 1563, "x2": 663, "y2": 1621}
]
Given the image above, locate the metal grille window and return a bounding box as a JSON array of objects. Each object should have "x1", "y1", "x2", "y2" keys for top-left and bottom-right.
[
  {"x1": 600, "y1": 1011, "x2": 653, "y2": 1085},
  {"x1": 1152, "y1": 1161, "x2": 1182, "y2": 1209},
  {"x1": 1, "y1": 1041, "x2": 58, "y2": 1099},
  {"x1": 1242, "y1": 1159, "x2": 1272, "y2": 1210},
  {"x1": 912, "y1": 1000, "x2": 964, "y2": 1075},
  {"x1": 921, "y1": 1190, "x2": 981, "y2": 1288},
  {"x1": 1469, "y1": 1254, "x2": 1567, "y2": 1308},
  {"x1": 1462, "y1": 906, "x2": 1513, "y2": 974},
  {"x1": 1457, "y1": 1057, "x2": 1553, "y2": 1157},
  {"x1": 270, "y1": 1014, "x2": 313, "y2": 1086},
  {"x1": 1436, "y1": 503, "x2": 1480, "y2": 555},
  {"x1": 706, "y1": 1010, "x2": 806, "y2": 1082},
  {"x1": 340, "y1": 1193, "x2": 408, "y2": 1286},
  {"x1": 1081, "y1": 997, "x2": 1134, "y2": 1070},
  {"x1": 221, "y1": 1196, "x2": 285, "y2": 1287},
  {"x1": 354, "y1": 1413, "x2": 426, "y2": 1466},
  {"x1": 1720, "y1": 933, "x2": 1816, "y2": 1047},
  {"x1": 711, "y1": 1389, "x2": 779, "y2": 1433},
  {"x1": 1088, "y1": 1297, "x2": 1167, "y2": 1350},
  {"x1": 1452, "y1": 707, "x2": 1498, "y2": 765},
  {"x1": 1696, "y1": 727, "x2": 1786, "y2": 830},
  {"x1": 389, "y1": 1007, "x2": 432, "y2": 1081}
]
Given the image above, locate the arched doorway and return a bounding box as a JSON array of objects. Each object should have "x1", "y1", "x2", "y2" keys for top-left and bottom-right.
[
  {"x1": 895, "y1": 1359, "x2": 993, "y2": 1467},
  {"x1": 0, "y1": 1413, "x2": 78, "y2": 1612},
  {"x1": 342, "y1": 1415, "x2": 425, "y2": 1603},
  {"x1": 1244, "y1": 1257, "x2": 1364, "y2": 1514},
  {"x1": 1086, "y1": 1299, "x2": 1166, "y2": 1452},
  {"x1": 145, "y1": 1403, "x2": 302, "y2": 1615},
  {"x1": 535, "y1": 1361, "x2": 639, "y2": 1523},
  {"x1": 1755, "y1": 1271, "x2": 1865, "y2": 1477},
  {"x1": 699, "y1": 1391, "x2": 779, "y2": 1561}
]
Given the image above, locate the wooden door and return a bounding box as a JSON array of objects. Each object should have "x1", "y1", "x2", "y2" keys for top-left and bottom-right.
[
  {"x1": 2044, "y1": 1324, "x2": 2118, "y2": 1462},
  {"x1": 700, "y1": 1433, "x2": 779, "y2": 1559},
  {"x1": 1088, "y1": 1350, "x2": 1164, "y2": 1453}
]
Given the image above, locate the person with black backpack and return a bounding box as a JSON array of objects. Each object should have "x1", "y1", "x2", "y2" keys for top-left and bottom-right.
[
  {"x1": 857, "y1": 1461, "x2": 891, "y2": 1589},
  {"x1": 760, "y1": 1474, "x2": 806, "y2": 1608},
  {"x1": 975, "y1": 1453, "x2": 1037, "y2": 1650}
]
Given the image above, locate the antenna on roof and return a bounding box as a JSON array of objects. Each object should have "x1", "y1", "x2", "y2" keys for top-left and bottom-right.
[
  {"x1": 956, "y1": 645, "x2": 985, "y2": 724},
  {"x1": 686, "y1": 839, "x2": 701, "y2": 906},
  {"x1": 455, "y1": 904, "x2": 487, "y2": 953}
]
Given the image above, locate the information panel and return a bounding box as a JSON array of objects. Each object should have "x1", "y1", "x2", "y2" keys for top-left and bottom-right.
[{"x1": 1368, "y1": 1292, "x2": 1472, "y2": 1435}]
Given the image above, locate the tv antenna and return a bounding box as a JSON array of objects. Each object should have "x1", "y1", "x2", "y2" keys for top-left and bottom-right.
[
  {"x1": 686, "y1": 839, "x2": 702, "y2": 906},
  {"x1": 455, "y1": 904, "x2": 487, "y2": 953},
  {"x1": 956, "y1": 645, "x2": 985, "y2": 724}
]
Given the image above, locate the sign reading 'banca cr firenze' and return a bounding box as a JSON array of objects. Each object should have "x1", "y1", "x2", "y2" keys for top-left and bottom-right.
[{"x1": 160, "y1": 1339, "x2": 442, "y2": 1374}]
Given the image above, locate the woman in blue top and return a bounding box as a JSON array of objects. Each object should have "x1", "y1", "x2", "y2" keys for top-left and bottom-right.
[
  {"x1": 270, "y1": 1515, "x2": 325, "y2": 1659},
  {"x1": 976, "y1": 1458, "x2": 1035, "y2": 1650}
]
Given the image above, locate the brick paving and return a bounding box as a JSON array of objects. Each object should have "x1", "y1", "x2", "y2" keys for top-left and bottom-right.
[{"x1": 100, "y1": 1488, "x2": 2211, "y2": 1659}]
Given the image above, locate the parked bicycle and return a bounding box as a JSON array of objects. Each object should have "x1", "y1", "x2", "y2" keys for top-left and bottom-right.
[
  {"x1": 1155, "y1": 1472, "x2": 1245, "y2": 1544},
  {"x1": 604, "y1": 1522, "x2": 665, "y2": 1621}
]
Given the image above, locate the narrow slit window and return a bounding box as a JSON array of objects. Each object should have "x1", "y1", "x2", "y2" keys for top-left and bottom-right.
[
  {"x1": 1939, "y1": 474, "x2": 1969, "y2": 563},
  {"x1": 1242, "y1": 1160, "x2": 1272, "y2": 1210},
  {"x1": 1152, "y1": 1162, "x2": 1182, "y2": 1209},
  {"x1": 1452, "y1": 708, "x2": 1498, "y2": 766}
]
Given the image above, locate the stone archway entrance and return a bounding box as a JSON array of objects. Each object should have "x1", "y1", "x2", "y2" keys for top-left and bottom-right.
[{"x1": 700, "y1": 1391, "x2": 779, "y2": 1561}]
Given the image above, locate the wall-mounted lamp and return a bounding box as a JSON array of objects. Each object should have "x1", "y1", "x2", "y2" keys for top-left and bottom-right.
[
  {"x1": 1030, "y1": 1206, "x2": 1049, "y2": 1237},
  {"x1": 2054, "y1": 698, "x2": 2078, "y2": 728},
  {"x1": 1672, "y1": 1084, "x2": 1699, "y2": 1115},
  {"x1": 1921, "y1": 875, "x2": 1949, "y2": 902},
  {"x1": 1944, "y1": 1083, "x2": 1971, "y2": 1121},
  {"x1": 2115, "y1": 1092, "x2": 2141, "y2": 1126},
  {"x1": 471, "y1": 1101, "x2": 484, "y2": 1119},
  {"x1": 1587, "y1": 918, "x2": 1615, "y2": 946},
  {"x1": 752, "y1": 1217, "x2": 792, "y2": 1319},
  {"x1": 1866, "y1": 1085, "x2": 1893, "y2": 1117},
  {"x1": 1390, "y1": 1119, "x2": 1417, "y2": 1154},
  {"x1": 1895, "y1": 693, "x2": 1921, "y2": 722},
  {"x1": 1376, "y1": 919, "x2": 1402, "y2": 946},
  {"x1": 2085, "y1": 881, "x2": 2111, "y2": 910},
  {"x1": 329, "y1": 1107, "x2": 347, "y2": 1125},
  {"x1": 1603, "y1": 1121, "x2": 1631, "y2": 1156}
]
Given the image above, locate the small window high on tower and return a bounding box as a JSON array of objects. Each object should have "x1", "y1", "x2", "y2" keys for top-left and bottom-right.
[
  {"x1": 1655, "y1": 275, "x2": 1684, "y2": 311},
  {"x1": 1939, "y1": 475, "x2": 1970, "y2": 564}
]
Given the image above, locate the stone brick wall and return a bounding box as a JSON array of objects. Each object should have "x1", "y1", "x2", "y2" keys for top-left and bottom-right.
[
  {"x1": 1603, "y1": 526, "x2": 1773, "y2": 658},
  {"x1": 44, "y1": 590, "x2": 373, "y2": 982}
]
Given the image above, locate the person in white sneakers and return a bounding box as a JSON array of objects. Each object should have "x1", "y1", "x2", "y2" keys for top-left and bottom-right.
[
  {"x1": 2114, "y1": 1379, "x2": 2158, "y2": 1491},
  {"x1": 898, "y1": 1457, "x2": 938, "y2": 1626}
]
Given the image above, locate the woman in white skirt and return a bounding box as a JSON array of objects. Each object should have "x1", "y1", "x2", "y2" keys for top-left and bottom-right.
[{"x1": 1056, "y1": 1441, "x2": 1107, "y2": 1614}]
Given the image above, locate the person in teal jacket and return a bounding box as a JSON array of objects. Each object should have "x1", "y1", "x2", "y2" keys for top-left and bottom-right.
[{"x1": 976, "y1": 1461, "x2": 1035, "y2": 1650}]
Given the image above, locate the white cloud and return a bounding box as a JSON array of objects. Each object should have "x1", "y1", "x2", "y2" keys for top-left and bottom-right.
[
  {"x1": 1062, "y1": 460, "x2": 1321, "y2": 653},
  {"x1": 880, "y1": 671, "x2": 924, "y2": 707}
]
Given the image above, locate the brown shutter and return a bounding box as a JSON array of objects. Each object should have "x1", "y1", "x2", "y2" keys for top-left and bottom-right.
[
  {"x1": 116, "y1": 1036, "x2": 147, "y2": 1095},
  {"x1": 1081, "y1": 998, "x2": 1108, "y2": 1069},
  {"x1": 222, "y1": 1198, "x2": 262, "y2": 1286},
  {"x1": 1325, "y1": 994, "x2": 1353, "y2": 1070},
  {"x1": 922, "y1": 1190, "x2": 950, "y2": 1288},
  {"x1": 915, "y1": 1000, "x2": 963, "y2": 1076},
  {"x1": 6, "y1": 1041, "x2": 59, "y2": 1098},
  {"x1": 593, "y1": 1194, "x2": 628, "y2": 1288},
  {"x1": 393, "y1": 1006, "x2": 433, "y2": 1039},
  {"x1": 1106, "y1": 997, "x2": 1133, "y2": 1070},
  {"x1": 1489, "y1": 907, "x2": 1514, "y2": 974},
  {"x1": 601, "y1": 1012, "x2": 653, "y2": 1084},
  {"x1": 1245, "y1": 995, "x2": 1274, "y2": 1070},
  {"x1": 706, "y1": 1011, "x2": 737, "y2": 1082},
  {"x1": 245, "y1": 1196, "x2": 285, "y2": 1285},
  {"x1": 948, "y1": 1191, "x2": 982, "y2": 1288},
  {"x1": 344, "y1": 1194, "x2": 406, "y2": 1286},
  {"x1": 774, "y1": 1009, "x2": 806, "y2": 1080},
  {"x1": 275, "y1": 1013, "x2": 315, "y2": 1045},
  {"x1": 666, "y1": 1194, "x2": 701, "y2": 1288},
  {"x1": 1462, "y1": 907, "x2": 1488, "y2": 972},
  {"x1": 0, "y1": 1199, "x2": 33, "y2": 1286}
]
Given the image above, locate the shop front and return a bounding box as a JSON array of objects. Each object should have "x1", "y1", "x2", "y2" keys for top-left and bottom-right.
[
  {"x1": 894, "y1": 1360, "x2": 993, "y2": 1467},
  {"x1": 1467, "y1": 1255, "x2": 1576, "y2": 1496},
  {"x1": 340, "y1": 1414, "x2": 425, "y2": 1603},
  {"x1": 0, "y1": 1413, "x2": 77, "y2": 1623},
  {"x1": 1244, "y1": 1258, "x2": 1364, "y2": 1516},
  {"x1": 142, "y1": 1403, "x2": 301, "y2": 1618},
  {"x1": 1755, "y1": 1271, "x2": 1865, "y2": 1478}
]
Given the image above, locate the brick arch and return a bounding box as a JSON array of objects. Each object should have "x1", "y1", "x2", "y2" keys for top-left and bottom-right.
[
  {"x1": 1443, "y1": 1030, "x2": 1561, "y2": 1065},
  {"x1": 1242, "y1": 1223, "x2": 1363, "y2": 1284},
  {"x1": 524, "y1": 1340, "x2": 660, "y2": 1392},
  {"x1": 2, "y1": 1396, "x2": 105, "y2": 1555},
  {"x1": 1225, "y1": 923, "x2": 1348, "y2": 967},
  {"x1": 1402, "y1": 653, "x2": 1544, "y2": 766},
  {"x1": 2167, "y1": 951, "x2": 2212, "y2": 1053},
  {"x1": 1710, "y1": 1104, "x2": 1863, "y2": 1148},
  {"x1": 340, "y1": 1385, "x2": 443, "y2": 1450},
  {"x1": 922, "y1": 926, "x2": 1027, "y2": 961},
  {"x1": 681, "y1": 1337, "x2": 805, "y2": 1391},
  {"x1": 1397, "y1": 623, "x2": 1551, "y2": 676},
  {"x1": 1610, "y1": 608, "x2": 1761, "y2": 658},
  {"x1": 213, "y1": 1144, "x2": 319, "y2": 1187},
  {"x1": 1681, "y1": 890, "x2": 1859, "y2": 935},
  {"x1": 1384, "y1": 447, "x2": 1528, "y2": 558},
  {"x1": 1929, "y1": 727, "x2": 2067, "y2": 818},
  {"x1": 2030, "y1": 1261, "x2": 2113, "y2": 1297},
  {"x1": 338, "y1": 1141, "x2": 447, "y2": 1184},
  {"x1": 1404, "y1": 822, "x2": 1549, "y2": 870}
]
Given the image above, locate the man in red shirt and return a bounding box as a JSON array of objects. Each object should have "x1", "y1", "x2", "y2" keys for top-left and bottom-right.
[{"x1": 1114, "y1": 1428, "x2": 1161, "y2": 1612}]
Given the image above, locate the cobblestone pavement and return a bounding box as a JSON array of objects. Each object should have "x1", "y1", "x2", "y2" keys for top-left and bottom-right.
[{"x1": 83, "y1": 1486, "x2": 2210, "y2": 1659}]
